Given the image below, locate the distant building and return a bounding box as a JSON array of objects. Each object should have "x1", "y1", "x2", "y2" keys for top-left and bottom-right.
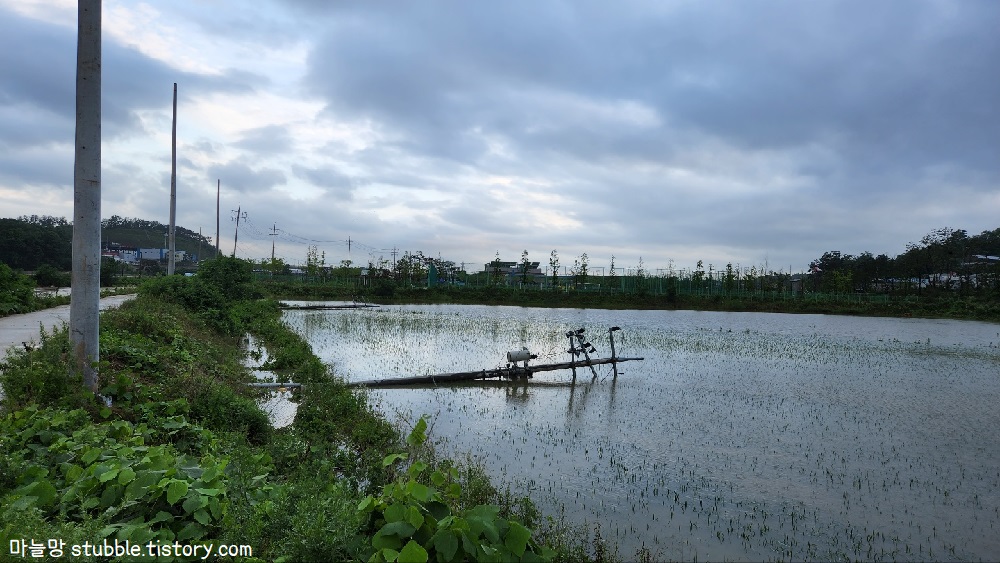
[
  {"x1": 139, "y1": 248, "x2": 186, "y2": 262},
  {"x1": 483, "y1": 261, "x2": 544, "y2": 284},
  {"x1": 102, "y1": 243, "x2": 139, "y2": 264}
]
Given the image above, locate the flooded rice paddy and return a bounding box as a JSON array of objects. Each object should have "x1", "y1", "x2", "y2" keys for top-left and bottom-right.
[{"x1": 282, "y1": 303, "x2": 1000, "y2": 561}]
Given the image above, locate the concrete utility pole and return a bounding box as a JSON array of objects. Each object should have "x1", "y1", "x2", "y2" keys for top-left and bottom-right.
[
  {"x1": 269, "y1": 223, "x2": 278, "y2": 264},
  {"x1": 70, "y1": 0, "x2": 102, "y2": 393},
  {"x1": 231, "y1": 207, "x2": 246, "y2": 257},
  {"x1": 168, "y1": 82, "x2": 177, "y2": 275}
]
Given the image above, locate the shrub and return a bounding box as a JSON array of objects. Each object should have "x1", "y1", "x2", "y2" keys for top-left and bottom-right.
[
  {"x1": 188, "y1": 381, "x2": 272, "y2": 446},
  {"x1": 0, "y1": 262, "x2": 35, "y2": 315},
  {"x1": 197, "y1": 257, "x2": 261, "y2": 302},
  {"x1": 33, "y1": 264, "x2": 70, "y2": 287},
  {"x1": 0, "y1": 326, "x2": 96, "y2": 412},
  {"x1": 139, "y1": 276, "x2": 235, "y2": 333}
]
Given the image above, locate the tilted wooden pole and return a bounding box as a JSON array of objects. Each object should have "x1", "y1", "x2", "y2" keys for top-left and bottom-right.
[{"x1": 70, "y1": 0, "x2": 102, "y2": 393}]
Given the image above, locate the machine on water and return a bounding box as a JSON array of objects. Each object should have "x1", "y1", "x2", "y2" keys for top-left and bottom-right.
[{"x1": 350, "y1": 326, "x2": 643, "y2": 388}]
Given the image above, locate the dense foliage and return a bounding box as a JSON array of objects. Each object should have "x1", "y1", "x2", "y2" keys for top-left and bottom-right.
[
  {"x1": 807, "y1": 227, "x2": 1000, "y2": 295},
  {"x1": 0, "y1": 217, "x2": 73, "y2": 271},
  {"x1": 0, "y1": 256, "x2": 592, "y2": 562},
  {"x1": 0, "y1": 263, "x2": 71, "y2": 317}
]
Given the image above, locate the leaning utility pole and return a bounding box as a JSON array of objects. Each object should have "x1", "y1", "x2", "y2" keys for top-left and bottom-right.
[
  {"x1": 70, "y1": 0, "x2": 102, "y2": 393},
  {"x1": 168, "y1": 82, "x2": 177, "y2": 275},
  {"x1": 231, "y1": 207, "x2": 246, "y2": 257}
]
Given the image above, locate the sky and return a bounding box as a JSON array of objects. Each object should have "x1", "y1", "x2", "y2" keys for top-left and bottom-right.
[{"x1": 1, "y1": 0, "x2": 998, "y2": 275}]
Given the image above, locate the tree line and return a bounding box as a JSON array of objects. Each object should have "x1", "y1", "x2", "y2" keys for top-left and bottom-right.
[
  {"x1": 0, "y1": 215, "x2": 213, "y2": 271},
  {"x1": 807, "y1": 227, "x2": 1000, "y2": 295}
]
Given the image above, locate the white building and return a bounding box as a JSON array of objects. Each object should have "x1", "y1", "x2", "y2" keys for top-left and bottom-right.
[{"x1": 139, "y1": 248, "x2": 186, "y2": 261}]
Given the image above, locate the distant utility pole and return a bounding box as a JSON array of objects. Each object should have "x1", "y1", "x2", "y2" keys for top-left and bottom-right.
[
  {"x1": 167, "y1": 82, "x2": 177, "y2": 275},
  {"x1": 269, "y1": 223, "x2": 278, "y2": 263},
  {"x1": 231, "y1": 207, "x2": 246, "y2": 257},
  {"x1": 70, "y1": 0, "x2": 101, "y2": 393},
  {"x1": 215, "y1": 179, "x2": 220, "y2": 257}
]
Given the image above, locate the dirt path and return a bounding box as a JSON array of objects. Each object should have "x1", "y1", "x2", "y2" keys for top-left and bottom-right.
[{"x1": 0, "y1": 294, "x2": 135, "y2": 359}]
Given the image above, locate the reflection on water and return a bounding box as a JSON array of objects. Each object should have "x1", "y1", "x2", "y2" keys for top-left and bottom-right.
[
  {"x1": 243, "y1": 335, "x2": 296, "y2": 428},
  {"x1": 283, "y1": 303, "x2": 1000, "y2": 561}
]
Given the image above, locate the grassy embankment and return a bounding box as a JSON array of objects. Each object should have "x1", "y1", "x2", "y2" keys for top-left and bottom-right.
[
  {"x1": 1, "y1": 258, "x2": 610, "y2": 562},
  {"x1": 263, "y1": 280, "x2": 1000, "y2": 323}
]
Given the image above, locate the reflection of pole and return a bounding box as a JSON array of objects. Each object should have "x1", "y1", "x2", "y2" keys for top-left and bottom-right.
[
  {"x1": 609, "y1": 373, "x2": 618, "y2": 410},
  {"x1": 567, "y1": 379, "x2": 576, "y2": 411},
  {"x1": 609, "y1": 326, "x2": 621, "y2": 379},
  {"x1": 567, "y1": 332, "x2": 577, "y2": 382}
]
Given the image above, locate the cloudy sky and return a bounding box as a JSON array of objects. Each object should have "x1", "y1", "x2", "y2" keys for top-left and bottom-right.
[{"x1": 1, "y1": 0, "x2": 998, "y2": 275}]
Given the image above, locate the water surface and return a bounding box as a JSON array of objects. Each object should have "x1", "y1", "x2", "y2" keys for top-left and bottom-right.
[{"x1": 284, "y1": 303, "x2": 1000, "y2": 561}]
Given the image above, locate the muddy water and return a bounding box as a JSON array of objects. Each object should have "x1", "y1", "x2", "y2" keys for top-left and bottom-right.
[{"x1": 283, "y1": 303, "x2": 1000, "y2": 561}]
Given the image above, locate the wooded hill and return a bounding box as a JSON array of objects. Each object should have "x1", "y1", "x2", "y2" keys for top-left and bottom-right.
[{"x1": 0, "y1": 215, "x2": 215, "y2": 271}]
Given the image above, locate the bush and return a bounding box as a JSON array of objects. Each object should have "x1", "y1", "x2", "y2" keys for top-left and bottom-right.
[
  {"x1": 139, "y1": 276, "x2": 235, "y2": 333},
  {"x1": 0, "y1": 327, "x2": 96, "y2": 412},
  {"x1": 197, "y1": 256, "x2": 261, "y2": 302},
  {"x1": 188, "y1": 381, "x2": 272, "y2": 446},
  {"x1": 0, "y1": 262, "x2": 35, "y2": 316},
  {"x1": 33, "y1": 264, "x2": 70, "y2": 287}
]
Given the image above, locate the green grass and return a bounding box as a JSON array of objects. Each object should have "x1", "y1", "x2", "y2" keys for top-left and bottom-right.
[{"x1": 261, "y1": 279, "x2": 1000, "y2": 322}]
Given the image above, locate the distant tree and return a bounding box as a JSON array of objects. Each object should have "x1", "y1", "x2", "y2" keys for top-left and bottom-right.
[
  {"x1": 635, "y1": 257, "x2": 647, "y2": 294},
  {"x1": 519, "y1": 250, "x2": 530, "y2": 285},
  {"x1": 745, "y1": 265, "x2": 758, "y2": 292},
  {"x1": 0, "y1": 218, "x2": 73, "y2": 270},
  {"x1": 489, "y1": 251, "x2": 503, "y2": 286},
  {"x1": 549, "y1": 250, "x2": 560, "y2": 289},
  {"x1": 100, "y1": 257, "x2": 120, "y2": 287},
  {"x1": 33, "y1": 264, "x2": 70, "y2": 287},
  {"x1": 392, "y1": 251, "x2": 427, "y2": 286},
  {"x1": 692, "y1": 260, "x2": 705, "y2": 290},
  {"x1": 573, "y1": 252, "x2": 589, "y2": 288},
  {"x1": 0, "y1": 263, "x2": 36, "y2": 315},
  {"x1": 262, "y1": 256, "x2": 288, "y2": 276},
  {"x1": 306, "y1": 245, "x2": 321, "y2": 277}
]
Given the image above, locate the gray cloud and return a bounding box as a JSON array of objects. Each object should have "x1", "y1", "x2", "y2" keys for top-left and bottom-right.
[
  {"x1": 2, "y1": 1, "x2": 998, "y2": 272},
  {"x1": 234, "y1": 124, "x2": 294, "y2": 155},
  {"x1": 206, "y1": 159, "x2": 287, "y2": 193},
  {"x1": 291, "y1": 164, "x2": 356, "y2": 198}
]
